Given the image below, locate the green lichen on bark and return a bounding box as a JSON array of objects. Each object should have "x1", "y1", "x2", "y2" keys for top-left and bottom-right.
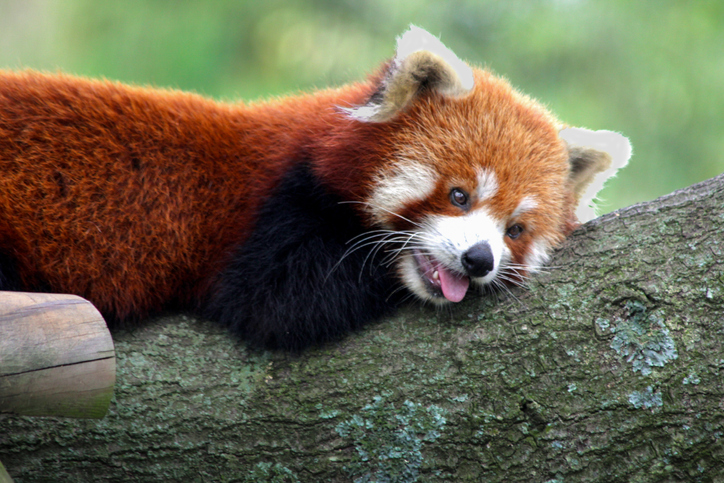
[
  {"x1": 335, "y1": 395, "x2": 446, "y2": 482},
  {"x1": 243, "y1": 462, "x2": 300, "y2": 483},
  {"x1": 1, "y1": 174, "x2": 724, "y2": 482},
  {"x1": 609, "y1": 300, "x2": 678, "y2": 375},
  {"x1": 628, "y1": 386, "x2": 663, "y2": 410}
]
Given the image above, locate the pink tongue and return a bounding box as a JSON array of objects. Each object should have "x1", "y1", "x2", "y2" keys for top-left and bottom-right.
[{"x1": 437, "y1": 265, "x2": 470, "y2": 303}]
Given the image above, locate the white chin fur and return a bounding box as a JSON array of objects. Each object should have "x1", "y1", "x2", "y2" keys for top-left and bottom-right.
[
  {"x1": 398, "y1": 253, "x2": 448, "y2": 305},
  {"x1": 395, "y1": 209, "x2": 513, "y2": 303}
]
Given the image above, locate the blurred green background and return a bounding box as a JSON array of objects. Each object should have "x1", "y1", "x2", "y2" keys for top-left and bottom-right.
[{"x1": 1, "y1": 0, "x2": 722, "y2": 213}]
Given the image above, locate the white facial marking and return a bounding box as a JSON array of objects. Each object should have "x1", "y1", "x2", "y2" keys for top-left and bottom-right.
[
  {"x1": 368, "y1": 160, "x2": 437, "y2": 225},
  {"x1": 512, "y1": 195, "x2": 538, "y2": 219},
  {"x1": 424, "y1": 208, "x2": 508, "y2": 285},
  {"x1": 476, "y1": 169, "x2": 498, "y2": 201},
  {"x1": 399, "y1": 253, "x2": 435, "y2": 303},
  {"x1": 524, "y1": 239, "x2": 552, "y2": 272}
]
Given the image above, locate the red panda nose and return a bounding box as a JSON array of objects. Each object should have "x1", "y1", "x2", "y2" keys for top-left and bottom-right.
[{"x1": 461, "y1": 242, "x2": 495, "y2": 278}]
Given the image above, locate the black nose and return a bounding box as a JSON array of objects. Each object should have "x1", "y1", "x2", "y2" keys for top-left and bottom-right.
[{"x1": 461, "y1": 242, "x2": 494, "y2": 278}]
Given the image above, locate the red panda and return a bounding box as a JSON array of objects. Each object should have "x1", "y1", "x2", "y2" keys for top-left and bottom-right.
[{"x1": 0, "y1": 27, "x2": 630, "y2": 350}]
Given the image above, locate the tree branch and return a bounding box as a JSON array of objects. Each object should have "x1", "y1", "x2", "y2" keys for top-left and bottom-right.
[{"x1": 1, "y1": 173, "x2": 723, "y2": 482}]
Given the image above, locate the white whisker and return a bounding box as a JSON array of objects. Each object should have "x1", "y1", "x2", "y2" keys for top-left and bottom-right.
[{"x1": 339, "y1": 200, "x2": 425, "y2": 230}]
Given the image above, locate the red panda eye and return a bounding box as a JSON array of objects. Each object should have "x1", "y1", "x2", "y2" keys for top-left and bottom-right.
[
  {"x1": 507, "y1": 224, "x2": 524, "y2": 239},
  {"x1": 450, "y1": 188, "x2": 469, "y2": 209}
]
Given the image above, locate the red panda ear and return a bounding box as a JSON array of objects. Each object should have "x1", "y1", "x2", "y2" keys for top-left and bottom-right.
[
  {"x1": 346, "y1": 26, "x2": 474, "y2": 123},
  {"x1": 560, "y1": 127, "x2": 632, "y2": 222}
]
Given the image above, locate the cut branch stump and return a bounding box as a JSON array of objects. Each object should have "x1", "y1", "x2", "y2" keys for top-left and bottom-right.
[{"x1": 0, "y1": 292, "x2": 115, "y2": 419}]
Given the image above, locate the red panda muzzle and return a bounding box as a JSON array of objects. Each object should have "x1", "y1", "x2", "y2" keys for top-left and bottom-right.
[
  {"x1": 461, "y1": 242, "x2": 495, "y2": 278},
  {"x1": 413, "y1": 249, "x2": 470, "y2": 303}
]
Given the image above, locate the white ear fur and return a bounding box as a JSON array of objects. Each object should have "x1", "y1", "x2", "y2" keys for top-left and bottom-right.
[
  {"x1": 395, "y1": 25, "x2": 474, "y2": 95},
  {"x1": 346, "y1": 26, "x2": 474, "y2": 123},
  {"x1": 560, "y1": 127, "x2": 632, "y2": 222}
]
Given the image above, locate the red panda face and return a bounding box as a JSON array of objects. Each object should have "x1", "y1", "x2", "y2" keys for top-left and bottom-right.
[
  {"x1": 348, "y1": 27, "x2": 630, "y2": 305},
  {"x1": 362, "y1": 71, "x2": 570, "y2": 304}
]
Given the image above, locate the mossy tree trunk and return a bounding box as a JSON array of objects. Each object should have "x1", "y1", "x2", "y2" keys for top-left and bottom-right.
[{"x1": 1, "y1": 173, "x2": 723, "y2": 482}]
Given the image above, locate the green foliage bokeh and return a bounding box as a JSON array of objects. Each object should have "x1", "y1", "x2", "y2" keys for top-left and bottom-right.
[{"x1": 1, "y1": 0, "x2": 722, "y2": 212}]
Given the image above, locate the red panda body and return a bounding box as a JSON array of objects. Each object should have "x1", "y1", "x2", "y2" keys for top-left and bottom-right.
[
  {"x1": 0, "y1": 71, "x2": 371, "y2": 319},
  {"x1": 0, "y1": 27, "x2": 630, "y2": 349}
]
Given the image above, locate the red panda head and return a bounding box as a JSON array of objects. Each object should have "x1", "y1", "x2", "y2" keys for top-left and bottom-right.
[{"x1": 344, "y1": 26, "x2": 631, "y2": 304}]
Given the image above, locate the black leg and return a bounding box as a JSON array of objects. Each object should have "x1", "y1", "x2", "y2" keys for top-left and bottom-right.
[{"x1": 204, "y1": 164, "x2": 399, "y2": 351}]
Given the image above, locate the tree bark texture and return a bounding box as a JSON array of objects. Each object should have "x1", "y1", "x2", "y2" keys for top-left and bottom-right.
[{"x1": 1, "y1": 173, "x2": 723, "y2": 482}]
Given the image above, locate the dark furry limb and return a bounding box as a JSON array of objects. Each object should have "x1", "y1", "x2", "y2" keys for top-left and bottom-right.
[{"x1": 204, "y1": 164, "x2": 399, "y2": 351}]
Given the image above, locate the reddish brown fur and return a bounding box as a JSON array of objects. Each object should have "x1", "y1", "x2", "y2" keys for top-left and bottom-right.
[
  {"x1": 0, "y1": 66, "x2": 576, "y2": 319},
  {"x1": 0, "y1": 70, "x2": 380, "y2": 319}
]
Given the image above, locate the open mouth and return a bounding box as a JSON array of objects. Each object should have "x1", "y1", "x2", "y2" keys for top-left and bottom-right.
[{"x1": 413, "y1": 249, "x2": 470, "y2": 303}]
